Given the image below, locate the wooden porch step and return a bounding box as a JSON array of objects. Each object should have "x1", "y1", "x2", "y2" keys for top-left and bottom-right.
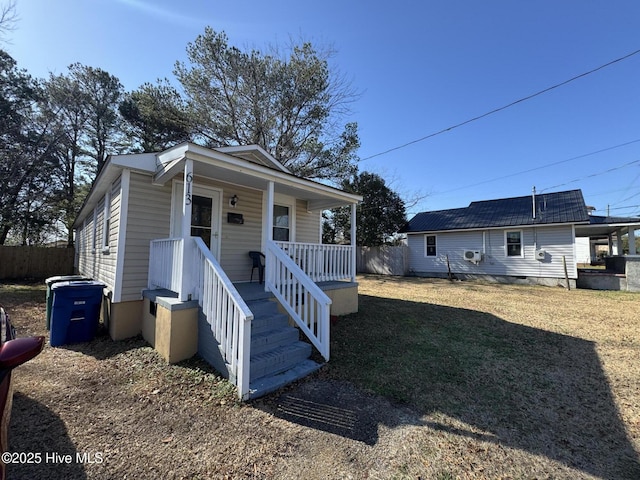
[
  {"x1": 251, "y1": 326, "x2": 299, "y2": 355},
  {"x1": 249, "y1": 341, "x2": 312, "y2": 382},
  {"x1": 248, "y1": 359, "x2": 323, "y2": 400},
  {"x1": 251, "y1": 312, "x2": 289, "y2": 335}
]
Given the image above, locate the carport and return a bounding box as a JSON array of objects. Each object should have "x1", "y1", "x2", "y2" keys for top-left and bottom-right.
[{"x1": 575, "y1": 214, "x2": 640, "y2": 292}]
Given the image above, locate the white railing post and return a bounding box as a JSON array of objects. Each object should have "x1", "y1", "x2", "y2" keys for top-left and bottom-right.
[
  {"x1": 265, "y1": 181, "x2": 275, "y2": 292},
  {"x1": 179, "y1": 159, "x2": 194, "y2": 301},
  {"x1": 350, "y1": 203, "x2": 357, "y2": 282}
]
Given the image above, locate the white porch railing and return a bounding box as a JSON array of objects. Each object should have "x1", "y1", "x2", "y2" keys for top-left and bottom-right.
[
  {"x1": 149, "y1": 237, "x2": 253, "y2": 400},
  {"x1": 266, "y1": 240, "x2": 332, "y2": 361},
  {"x1": 275, "y1": 241, "x2": 354, "y2": 283},
  {"x1": 148, "y1": 238, "x2": 183, "y2": 293}
]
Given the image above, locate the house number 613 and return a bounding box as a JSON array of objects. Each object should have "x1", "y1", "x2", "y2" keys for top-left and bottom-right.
[{"x1": 185, "y1": 172, "x2": 193, "y2": 205}]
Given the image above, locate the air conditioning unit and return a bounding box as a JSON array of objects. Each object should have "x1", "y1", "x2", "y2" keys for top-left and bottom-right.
[
  {"x1": 535, "y1": 249, "x2": 546, "y2": 260},
  {"x1": 463, "y1": 250, "x2": 482, "y2": 263}
]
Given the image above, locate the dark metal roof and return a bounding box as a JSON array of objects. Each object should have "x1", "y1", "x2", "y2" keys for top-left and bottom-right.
[
  {"x1": 400, "y1": 189, "x2": 590, "y2": 233},
  {"x1": 588, "y1": 214, "x2": 640, "y2": 225}
]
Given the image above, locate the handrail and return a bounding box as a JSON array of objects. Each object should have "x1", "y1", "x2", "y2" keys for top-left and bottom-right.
[
  {"x1": 265, "y1": 240, "x2": 332, "y2": 361},
  {"x1": 191, "y1": 237, "x2": 253, "y2": 400}
]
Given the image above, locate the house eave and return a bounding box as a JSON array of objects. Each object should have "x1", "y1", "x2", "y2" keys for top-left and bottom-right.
[
  {"x1": 153, "y1": 143, "x2": 362, "y2": 207},
  {"x1": 403, "y1": 221, "x2": 589, "y2": 235}
]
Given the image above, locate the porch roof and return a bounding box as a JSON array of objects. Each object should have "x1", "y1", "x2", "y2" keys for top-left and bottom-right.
[
  {"x1": 74, "y1": 144, "x2": 361, "y2": 228},
  {"x1": 153, "y1": 143, "x2": 362, "y2": 211},
  {"x1": 574, "y1": 215, "x2": 640, "y2": 238}
]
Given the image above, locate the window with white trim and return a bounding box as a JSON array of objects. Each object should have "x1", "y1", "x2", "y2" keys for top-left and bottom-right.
[
  {"x1": 273, "y1": 204, "x2": 290, "y2": 241},
  {"x1": 102, "y1": 190, "x2": 111, "y2": 253},
  {"x1": 92, "y1": 209, "x2": 97, "y2": 253},
  {"x1": 505, "y1": 230, "x2": 522, "y2": 257},
  {"x1": 425, "y1": 234, "x2": 437, "y2": 256}
]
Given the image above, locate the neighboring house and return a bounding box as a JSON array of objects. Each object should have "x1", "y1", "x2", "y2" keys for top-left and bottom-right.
[
  {"x1": 73, "y1": 142, "x2": 362, "y2": 399},
  {"x1": 400, "y1": 189, "x2": 640, "y2": 287}
]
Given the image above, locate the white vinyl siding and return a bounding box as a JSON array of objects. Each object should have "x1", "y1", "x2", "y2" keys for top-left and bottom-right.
[
  {"x1": 217, "y1": 184, "x2": 263, "y2": 282},
  {"x1": 76, "y1": 176, "x2": 121, "y2": 292},
  {"x1": 295, "y1": 199, "x2": 321, "y2": 243},
  {"x1": 407, "y1": 225, "x2": 578, "y2": 279},
  {"x1": 78, "y1": 170, "x2": 332, "y2": 298},
  {"x1": 120, "y1": 172, "x2": 172, "y2": 301}
]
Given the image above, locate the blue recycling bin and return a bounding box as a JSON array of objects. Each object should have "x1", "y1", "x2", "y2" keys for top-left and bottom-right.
[
  {"x1": 49, "y1": 281, "x2": 105, "y2": 347},
  {"x1": 45, "y1": 275, "x2": 90, "y2": 331}
]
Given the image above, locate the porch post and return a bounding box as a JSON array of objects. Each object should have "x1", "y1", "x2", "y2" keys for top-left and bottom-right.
[
  {"x1": 180, "y1": 159, "x2": 194, "y2": 301},
  {"x1": 265, "y1": 180, "x2": 274, "y2": 291},
  {"x1": 629, "y1": 227, "x2": 637, "y2": 255},
  {"x1": 608, "y1": 234, "x2": 614, "y2": 256},
  {"x1": 615, "y1": 228, "x2": 624, "y2": 256},
  {"x1": 350, "y1": 203, "x2": 357, "y2": 282}
]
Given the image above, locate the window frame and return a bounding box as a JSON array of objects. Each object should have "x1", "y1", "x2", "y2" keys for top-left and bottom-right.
[
  {"x1": 102, "y1": 190, "x2": 111, "y2": 254},
  {"x1": 424, "y1": 234, "x2": 437, "y2": 257},
  {"x1": 92, "y1": 208, "x2": 98, "y2": 254},
  {"x1": 505, "y1": 229, "x2": 523, "y2": 257},
  {"x1": 273, "y1": 204, "x2": 291, "y2": 242}
]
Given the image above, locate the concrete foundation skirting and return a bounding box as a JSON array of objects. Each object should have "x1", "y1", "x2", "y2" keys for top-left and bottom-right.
[
  {"x1": 410, "y1": 271, "x2": 576, "y2": 289},
  {"x1": 142, "y1": 290, "x2": 199, "y2": 364},
  {"x1": 104, "y1": 299, "x2": 143, "y2": 341},
  {"x1": 576, "y1": 273, "x2": 627, "y2": 291},
  {"x1": 322, "y1": 283, "x2": 358, "y2": 316},
  {"x1": 625, "y1": 256, "x2": 640, "y2": 292}
]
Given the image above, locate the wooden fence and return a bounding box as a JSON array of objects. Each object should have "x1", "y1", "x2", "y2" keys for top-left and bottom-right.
[
  {"x1": 0, "y1": 246, "x2": 75, "y2": 280},
  {"x1": 357, "y1": 245, "x2": 408, "y2": 276}
]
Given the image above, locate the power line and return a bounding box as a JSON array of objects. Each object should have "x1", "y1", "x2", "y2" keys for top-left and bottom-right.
[
  {"x1": 360, "y1": 48, "x2": 640, "y2": 162},
  {"x1": 539, "y1": 158, "x2": 640, "y2": 193},
  {"x1": 428, "y1": 138, "x2": 640, "y2": 197},
  {"x1": 592, "y1": 204, "x2": 640, "y2": 213}
]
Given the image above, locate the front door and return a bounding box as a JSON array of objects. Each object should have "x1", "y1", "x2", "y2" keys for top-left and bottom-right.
[{"x1": 172, "y1": 182, "x2": 221, "y2": 260}]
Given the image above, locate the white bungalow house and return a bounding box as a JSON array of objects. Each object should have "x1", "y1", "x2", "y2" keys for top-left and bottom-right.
[
  {"x1": 400, "y1": 189, "x2": 640, "y2": 288},
  {"x1": 73, "y1": 143, "x2": 362, "y2": 399}
]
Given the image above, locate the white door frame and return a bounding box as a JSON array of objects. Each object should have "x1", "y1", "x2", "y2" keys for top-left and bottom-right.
[{"x1": 171, "y1": 180, "x2": 223, "y2": 260}]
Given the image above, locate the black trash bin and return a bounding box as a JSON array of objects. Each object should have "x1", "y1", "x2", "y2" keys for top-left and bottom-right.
[
  {"x1": 45, "y1": 275, "x2": 89, "y2": 331},
  {"x1": 49, "y1": 281, "x2": 105, "y2": 347}
]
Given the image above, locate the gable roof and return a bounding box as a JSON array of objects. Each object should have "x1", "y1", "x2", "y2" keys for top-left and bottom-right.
[
  {"x1": 400, "y1": 189, "x2": 590, "y2": 233},
  {"x1": 215, "y1": 145, "x2": 290, "y2": 173}
]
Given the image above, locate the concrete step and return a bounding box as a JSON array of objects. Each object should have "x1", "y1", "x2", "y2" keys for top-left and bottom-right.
[
  {"x1": 248, "y1": 359, "x2": 324, "y2": 400},
  {"x1": 251, "y1": 326, "x2": 299, "y2": 355},
  {"x1": 249, "y1": 341, "x2": 312, "y2": 382}
]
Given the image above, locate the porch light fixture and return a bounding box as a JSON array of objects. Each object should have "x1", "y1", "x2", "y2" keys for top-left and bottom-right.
[{"x1": 229, "y1": 194, "x2": 238, "y2": 208}]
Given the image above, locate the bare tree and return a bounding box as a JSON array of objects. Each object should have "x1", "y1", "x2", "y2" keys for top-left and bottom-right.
[{"x1": 0, "y1": 1, "x2": 17, "y2": 44}]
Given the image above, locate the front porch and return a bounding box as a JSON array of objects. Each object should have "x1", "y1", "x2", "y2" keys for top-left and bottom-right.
[
  {"x1": 145, "y1": 236, "x2": 359, "y2": 399},
  {"x1": 139, "y1": 144, "x2": 362, "y2": 400}
]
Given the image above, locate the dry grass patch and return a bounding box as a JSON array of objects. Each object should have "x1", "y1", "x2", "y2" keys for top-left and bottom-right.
[{"x1": 325, "y1": 275, "x2": 640, "y2": 479}]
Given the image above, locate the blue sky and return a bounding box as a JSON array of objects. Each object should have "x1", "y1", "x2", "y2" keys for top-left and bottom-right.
[{"x1": 7, "y1": 0, "x2": 640, "y2": 217}]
